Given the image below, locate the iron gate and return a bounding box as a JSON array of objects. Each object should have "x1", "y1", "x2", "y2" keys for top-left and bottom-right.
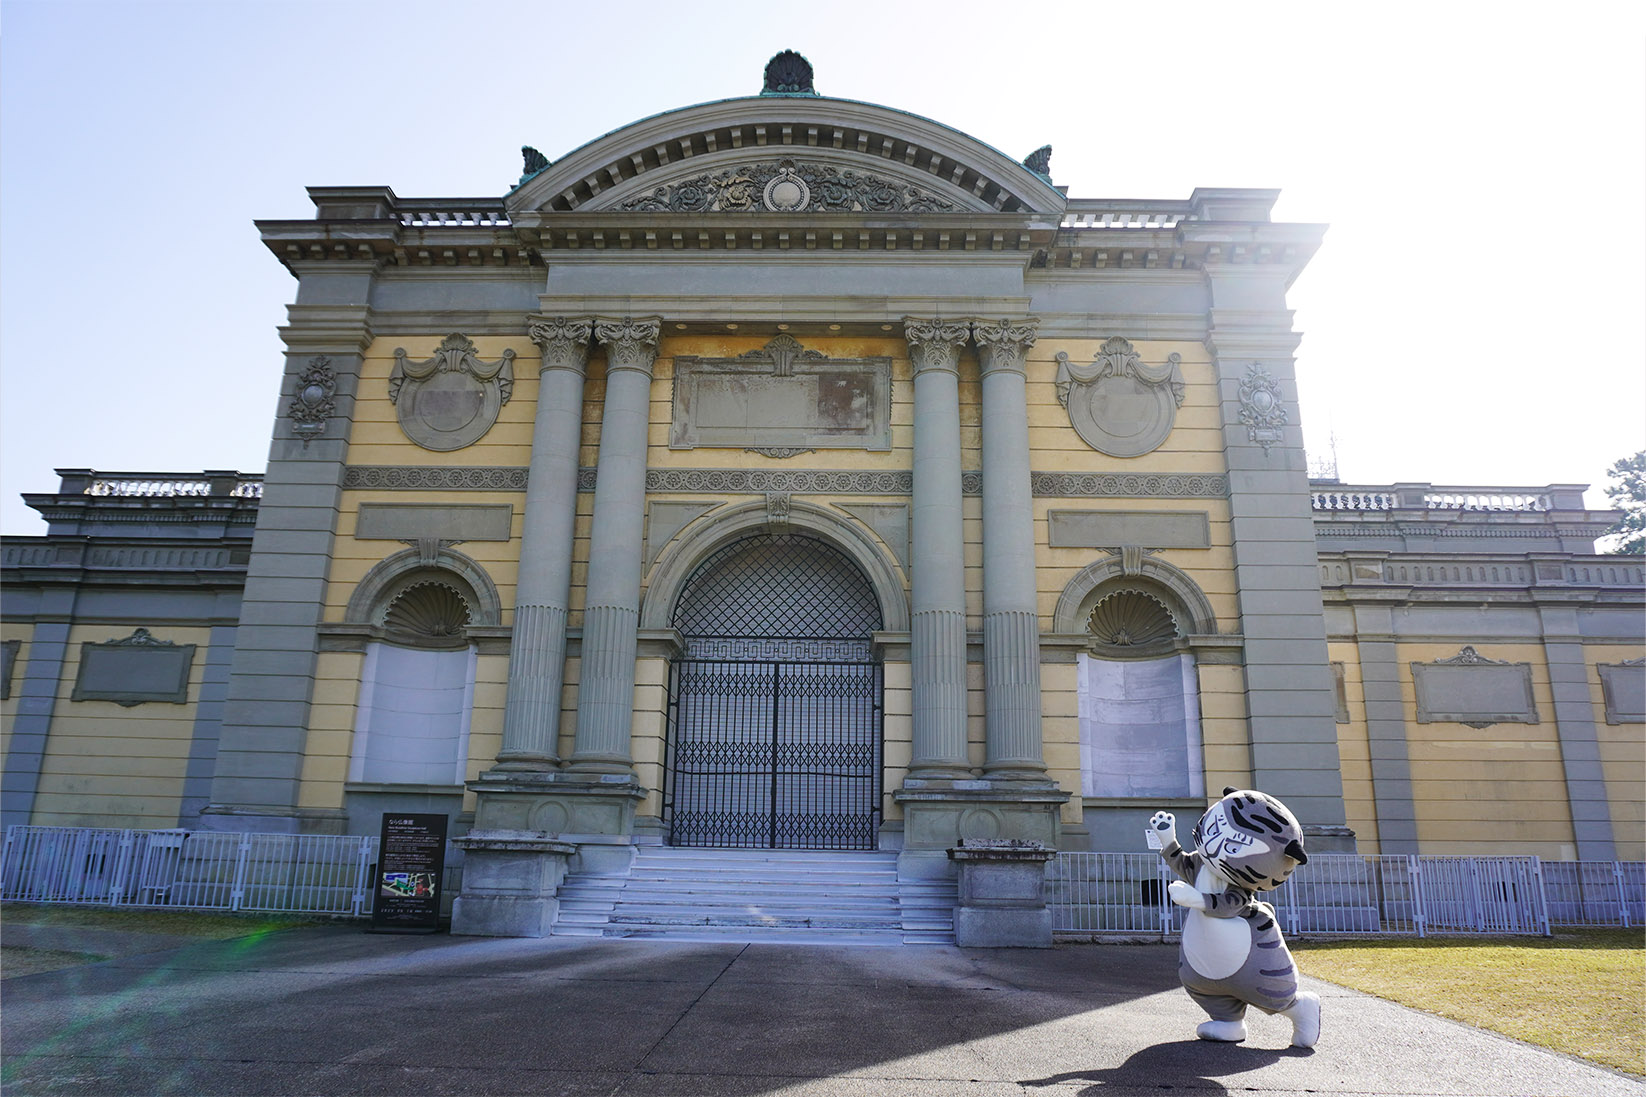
[
  {"x1": 666, "y1": 660, "x2": 883, "y2": 849},
  {"x1": 664, "y1": 531, "x2": 886, "y2": 850}
]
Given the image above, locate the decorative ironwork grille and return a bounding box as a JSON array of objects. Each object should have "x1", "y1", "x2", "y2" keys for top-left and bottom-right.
[{"x1": 666, "y1": 533, "x2": 884, "y2": 849}]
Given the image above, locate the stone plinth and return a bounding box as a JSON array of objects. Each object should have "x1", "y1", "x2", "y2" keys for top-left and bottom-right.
[
  {"x1": 448, "y1": 831, "x2": 576, "y2": 938},
  {"x1": 948, "y1": 838, "x2": 1056, "y2": 948}
]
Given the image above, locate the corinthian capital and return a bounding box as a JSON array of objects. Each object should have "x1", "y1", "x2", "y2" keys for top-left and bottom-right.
[
  {"x1": 971, "y1": 318, "x2": 1039, "y2": 377},
  {"x1": 592, "y1": 317, "x2": 662, "y2": 375},
  {"x1": 527, "y1": 317, "x2": 594, "y2": 374},
  {"x1": 903, "y1": 317, "x2": 970, "y2": 376}
]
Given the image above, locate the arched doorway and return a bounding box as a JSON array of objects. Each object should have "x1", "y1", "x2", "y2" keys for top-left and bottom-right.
[{"x1": 665, "y1": 531, "x2": 884, "y2": 849}]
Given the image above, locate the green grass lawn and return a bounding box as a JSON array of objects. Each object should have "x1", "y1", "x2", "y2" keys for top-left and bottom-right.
[
  {"x1": 2, "y1": 902, "x2": 320, "y2": 977},
  {"x1": 1294, "y1": 929, "x2": 1645, "y2": 1077}
]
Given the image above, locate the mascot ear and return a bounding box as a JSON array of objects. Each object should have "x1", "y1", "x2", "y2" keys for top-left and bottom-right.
[
  {"x1": 1284, "y1": 839, "x2": 1309, "y2": 866},
  {"x1": 1222, "y1": 786, "x2": 1239, "y2": 797}
]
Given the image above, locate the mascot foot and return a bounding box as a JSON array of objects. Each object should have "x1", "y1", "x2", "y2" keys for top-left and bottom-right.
[
  {"x1": 1284, "y1": 991, "x2": 1321, "y2": 1048},
  {"x1": 1195, "y1": 1019, "x2": 1247, "y2": 1043}
]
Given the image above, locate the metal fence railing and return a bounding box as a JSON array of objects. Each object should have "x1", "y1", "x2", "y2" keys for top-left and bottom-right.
[
  {"x1": 5, "y1": 826, "x2": 1640, "y2": 937},
  {"x1": 1052, "y1": 853, "x2": 1642, "y2": 938},
  {"x1": 0, "y1": 825, "x2": 462, "y2": 918}
]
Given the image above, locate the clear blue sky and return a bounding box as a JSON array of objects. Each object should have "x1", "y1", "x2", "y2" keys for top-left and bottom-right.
[{"x1": 4, "y1": 1, "x2": 1643, "y2": 535}]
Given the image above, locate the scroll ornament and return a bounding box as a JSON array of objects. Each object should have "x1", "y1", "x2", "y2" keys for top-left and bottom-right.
[
  {"x1": 390, "y1": 334, "x2": 516, "y2": 452},
  {"x1": 1055, "y1": 337, "x2": 1185, "y2": 458}
]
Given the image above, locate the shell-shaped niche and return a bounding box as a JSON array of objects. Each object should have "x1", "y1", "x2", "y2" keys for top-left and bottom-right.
[
  {"x1": 383, "y1": 581, "x2": 471, "y2": 646},
  {"x1": 1086, "y1": 589, "x2": 1179, "y2": 648}
]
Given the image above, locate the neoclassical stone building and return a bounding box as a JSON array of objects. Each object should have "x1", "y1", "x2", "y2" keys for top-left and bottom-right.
[{"x1": 4, "y1": 55, "x2": 1641, "y2": 935}]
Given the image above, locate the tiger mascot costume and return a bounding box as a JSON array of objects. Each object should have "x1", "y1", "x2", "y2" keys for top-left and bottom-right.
[{"x1": 1148, "y1": 788, "x2": 1321, "y2": 1048}]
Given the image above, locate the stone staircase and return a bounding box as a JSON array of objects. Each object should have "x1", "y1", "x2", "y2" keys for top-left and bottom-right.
[{"x1": 551, "y1": 846, "x2": 956, "y2": 945}]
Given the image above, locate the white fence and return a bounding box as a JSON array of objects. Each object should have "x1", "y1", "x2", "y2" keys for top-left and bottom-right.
[
  {"x1": 0, "y1": 826, "x2": 453, "y2": 917},
  {"x1": 1049, "y1": 853, "x2": 1643, "y2": 938}
]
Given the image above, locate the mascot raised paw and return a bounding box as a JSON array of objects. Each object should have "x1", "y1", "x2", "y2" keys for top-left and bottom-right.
[{"x1": 1148, "y1": 790, "x2": 1320, "y2": 1048}]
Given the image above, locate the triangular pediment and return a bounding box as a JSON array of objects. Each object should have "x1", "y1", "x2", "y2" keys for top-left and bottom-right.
[{"x1": 507, "y1": 96, "x2": 1065, "y2": 218}]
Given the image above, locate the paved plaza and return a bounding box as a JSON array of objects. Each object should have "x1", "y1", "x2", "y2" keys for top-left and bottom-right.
[{"x1": 2, "y1": 922, "x2": 1639, "y2": 1096}]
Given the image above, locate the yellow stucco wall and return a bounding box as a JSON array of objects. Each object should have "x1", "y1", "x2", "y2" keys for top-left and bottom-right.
[
  {"x1": 29, "y1": 624, "x2": 212, "y2": 829},
  {"x1": 1398, "y1": 642, "x2": 1575, "y2": 859}
]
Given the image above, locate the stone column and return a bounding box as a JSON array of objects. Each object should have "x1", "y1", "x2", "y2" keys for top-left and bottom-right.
[
  {"x1": 903, "y1": 317, "x2": 972, "y2": 778},
  {"x1": 495, "y1": 318, "x2": 592, "y2": 770},
  {"x1": 569, "y1": 317, "x2": 661, "y2": 775},
  {"x1": 973, "y1": 319, "x2": 1047, "y2": 782}
]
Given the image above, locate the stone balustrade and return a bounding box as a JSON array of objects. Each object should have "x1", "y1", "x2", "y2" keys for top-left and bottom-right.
[{"x1": 1320, "y1": 553, "x2": 1646, "y2": 590}]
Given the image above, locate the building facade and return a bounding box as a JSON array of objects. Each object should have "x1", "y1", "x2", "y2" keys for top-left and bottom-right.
[{"x1": 3, "y1": 57, "x2": 1641, "y2": 933}]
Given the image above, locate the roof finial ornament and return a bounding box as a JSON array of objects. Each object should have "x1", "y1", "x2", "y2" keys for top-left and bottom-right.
[
  {"x1": 762, "y1": 50, "x2": 816, "y2": 97},
  {"x1": 1023, "y1": 145, "x2": 1052, "y2": 178},
  {"x1": 520, "y1": 146, "x2": 549, "y2": 185}
]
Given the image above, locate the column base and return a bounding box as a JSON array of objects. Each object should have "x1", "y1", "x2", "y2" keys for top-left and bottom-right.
[
  {"x1": 893, "y1": 783, "x2": 1069, "y2": 887},
  {"x1": 467, "y1": 770, "x2": 647, "y2": 838}
]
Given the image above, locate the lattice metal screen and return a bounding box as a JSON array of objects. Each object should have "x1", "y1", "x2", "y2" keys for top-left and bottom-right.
[{"x1": 666, "y1": 533, "x2": 885, "y2": 849}]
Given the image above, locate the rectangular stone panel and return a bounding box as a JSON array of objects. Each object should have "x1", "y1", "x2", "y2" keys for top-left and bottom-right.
[
  {"x1": 1598, "y1": 662, "x2": 1645, "y2": 724},
  {"x1": 1, "y1": 639, "x2": 17, "y2": 701},
  {"x1": 1411, "y1": 661, "x2": 1539, "y2": 725},
  {"x1": 1046, "y1": 509, "x2": 1210, "y2": 549},
  {"x1": 671, "y1": 350, "x2": 891, "y2": 452},
  {"x1": 72, "y1": 637, "x2": 195, "y2": 706},
  {"x1": 356, "y1": 503, "x2": 514, "y2": 542}
]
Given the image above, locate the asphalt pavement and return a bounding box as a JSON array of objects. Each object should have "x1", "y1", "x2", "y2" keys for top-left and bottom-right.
[{"x1": 2, "y1": 922, "x2": 1639, "y2": 1096}]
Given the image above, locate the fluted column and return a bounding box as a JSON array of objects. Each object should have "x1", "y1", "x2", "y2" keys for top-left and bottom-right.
[
  {"x1": 496, "y1": 318, "x2": 592, "y2": 769},
  {"x1": 904, "y1": 318, "x2": 972, "y2": 778},
  {"x1": 569, "y1": 317, "x2": 661, "y2": 774},
  {"x1": 974, "y1": 319, "x2": 1047, "y2": 781}
]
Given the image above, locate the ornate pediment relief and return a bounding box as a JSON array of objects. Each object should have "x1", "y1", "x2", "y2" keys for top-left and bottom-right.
[
  {"x1": 616, "y1": 157, "x2": 957, "y2": 215},
  {"x1": 506, "y1": 97, "x2": 1065, "y2": 218}
]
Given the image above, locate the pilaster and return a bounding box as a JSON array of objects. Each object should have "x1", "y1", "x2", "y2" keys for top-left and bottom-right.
[
  {"x1": 1536, "y1": 601, "x2": 1617, "y2": 860},
  {"x1": 1349, "y1": 604, "x2": 1418, "y2": 854},
  {"x1": 202, "y1": 290, "x2": 375, "y2": 833},
  {"x1": 1204, "y1": 267, "x2": 1350, "y2": 840},
  {"x1": 0, "y1": 591, "x2": 75, "y2": 830}
]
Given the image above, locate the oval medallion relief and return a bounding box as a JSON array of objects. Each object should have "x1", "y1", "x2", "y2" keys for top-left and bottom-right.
[{"x1": 1055, "y1": 338, "x2": 1186, "y2": 458}]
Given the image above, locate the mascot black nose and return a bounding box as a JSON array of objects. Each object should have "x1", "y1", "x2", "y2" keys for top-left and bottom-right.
[{"x1": 1284, "y1": 838, "x2": 1308, "y2": 865}]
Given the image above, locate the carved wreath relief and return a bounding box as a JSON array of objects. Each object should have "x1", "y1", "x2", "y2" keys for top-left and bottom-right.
[
  {"x1": 390, "y1": 334, "x2": 515, "y2": 452},
  {"x1": 1055, "y1": 337, "x2": 1185, "y2": 458}
]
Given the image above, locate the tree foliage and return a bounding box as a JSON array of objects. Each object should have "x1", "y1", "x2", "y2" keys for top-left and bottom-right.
[{"x1": 1603, "y1": 450, "x2": 1646, "y2": 554}]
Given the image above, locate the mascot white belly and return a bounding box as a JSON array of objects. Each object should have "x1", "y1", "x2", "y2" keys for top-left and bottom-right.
[{"x1": 1180, "y1": 863, "x2": 1247, "y2": 979}]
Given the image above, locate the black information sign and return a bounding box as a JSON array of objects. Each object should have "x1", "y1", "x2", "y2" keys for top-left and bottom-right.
[{"x1": 369, "y1": 812, "x2": 448, "y2": 933}]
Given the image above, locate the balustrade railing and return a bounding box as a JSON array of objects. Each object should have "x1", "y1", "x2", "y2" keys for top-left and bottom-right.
[
  {"x1": 1060, "y1": 199, "x2": 1195, "y2": 230},
  {"x1": 397, "y1": 201, "x2": 511, "y2": 228},
  {"x1": 65, "y1": 470, "x2": 264, "y2": 500},
  {"x1": 1312, "y1": 484, "x2": 1567, "y2": 512}
]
